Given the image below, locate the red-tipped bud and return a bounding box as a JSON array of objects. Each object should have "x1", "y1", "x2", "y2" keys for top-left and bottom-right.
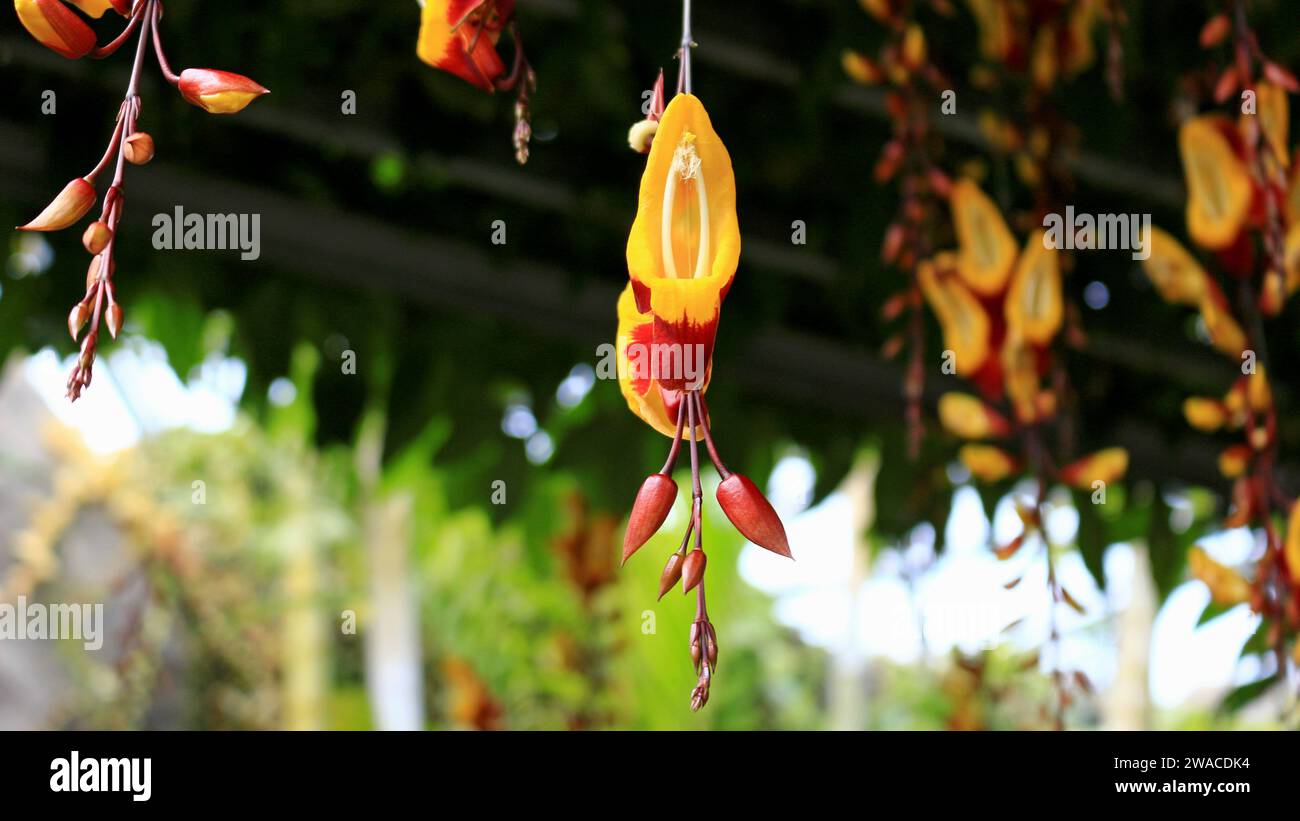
[
  {"x1": 105, "y1": 303, "x2": 123, "y2": 339},
  {"x1": 18, "y1": 178, "x2": 96, "y2": 232},
  {"x1": 658, "y1": 553, "x2": 684, "y2": 600},
  {"x1": 82, "y1": 221, "x2": 112, "y2": 255},
  {"x1": 67, "y1": 302, "x2": 90, "y2": 341},
  {"x1": 123, "y1": 132, "x2": 155, "y2": 165},
  {"x1": 681, "y1": 549, "x2": 706, "y2": 593},
  {"x1": 623, "y1": 473, "x2": 678, "y2": 564},
  {"x1": 15, "y1": 0, "x2": 97, "y2": 60},
  {"x1": 703, "y1": 622, "x2": 718, "y2": 671},
  {"x1": 716, "y1": 474, "x2": 792, "y2": 558},
  {"x1": 178, "y1": 69, "x2": 270, "y2": 114}
]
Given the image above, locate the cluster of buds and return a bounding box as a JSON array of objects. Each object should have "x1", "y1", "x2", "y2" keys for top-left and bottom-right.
[
  {"x1": 416, "y1": 0, "x2": 537, "y2": 164},
  {"x1": 843, "y1": 2, "x2": 951, "y2": 456},
  {"x1": 621, "y1": 393, "x2": 791, "y2": 712},
  {"x1": 14, "y1": 0, "x2": 268, "y2": 400}
]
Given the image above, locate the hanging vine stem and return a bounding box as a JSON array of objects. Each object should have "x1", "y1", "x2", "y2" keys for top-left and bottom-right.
[
  {"x1": 678, "y1": 0, "x2": 694, "y2": 95},
  {"x1": 68, "y1": 0, "x2": 156, "y2": 400},
  {"x1": 15, "y1": 0, "x2": 269, "y2": 401}
]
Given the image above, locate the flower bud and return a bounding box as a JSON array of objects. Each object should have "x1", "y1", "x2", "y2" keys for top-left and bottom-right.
[
  {"x1": 681, "y1": 549, "x2": 706, "y2": 593},
  {"x1": 1217, "y1": 444, "x2": 1251, "y2": 479},
  {"x1": 17, "y1": 178, "x2": 96, "y2": 232},
  {"x1": 703, "y1": 622, "x2": 718, "y2": 671},
  {"x1": 82, "y1": 221, "x2": 112, "y2": 255},
  {"x1": 1058, "y1": 447, "x2": 1129, "y2": 489},
  {"x1": 123, "y1": 132, "x2": 155, "y2": 165},
  {"x1": 627, "y1": 119, "x2": 658, "y2": 154},
  {"x1": 15, "y1": 0, "x2": 97, "y2": 60},
  {"x1": 938, "y1": 392, "x2": 1011, "y2": 440},
  {"x1": 657, "y1": 552, "x2": 684, "y2": 601},
  {"x1": 1182, "y1": 397, "x2": 1227, "y2": 432},
  {"x1": 178, "y1": 68, "x2": 270, "y2": 115},
  {"x1": 622, "y1": 473, "x2": 678, "y2": 564},
  {"x1": 86, "y1": 255, "x2": 114, "y2": 289},
  {"x1": 716, "y1": 474, "x2": 792, "y2": 558},
  {"x1": 68, "y1": 302, "x2": 90, "y2": 341},
  {"x1": 105, "y1": 303, "x2": 123, "y2": 339},
  {"x1": 959, "y1": 444, "x2": 1018, "y2": 483}
]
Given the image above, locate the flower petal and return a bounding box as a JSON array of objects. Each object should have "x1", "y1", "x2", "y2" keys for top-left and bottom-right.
[
  {"x1": 951, "y1": 179, "x2": 1017, "y2": 296},
  {"x1": 1180, "y1": 116, "x2": 1252, "y2": 250},
  {"x1": 626, "y1": 94, "x2": 739, "y2": 389}
]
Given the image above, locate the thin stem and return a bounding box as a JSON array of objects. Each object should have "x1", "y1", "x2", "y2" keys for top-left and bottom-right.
[
  {"x1": 151, "y1": 1, "x2": 180, "y2": 85},
  {"x1": 91, "y1": 6, "x2": 146, "y2": 60},
  {"x1": 678, "y1": 0, "x2": 694, "y2": 95},
  {"x1": 659, "y1": 398, "x2": 688, "y2": 475},
  {"x1": 691, "y1": 391, "x2": 731, "y2": 479},
  {"x1": 687, "y1": 388, "x2": 704, "y2": 553}
]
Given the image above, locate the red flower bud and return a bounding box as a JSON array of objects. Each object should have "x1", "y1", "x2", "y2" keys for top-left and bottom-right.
[
  {"x1": 681, "y1": 549, "x2": 706, "y2": 593},
  {"x1": 105, "y1": 303, "x2": 123, "y2": 339},
  {"x1": 716, "y1": 474, "x2": 792, "y2": 558},
  {"x1": 15, "y1": 0, "x2": 97, "y2": 60},
  {"x1": 657, "y1": 552, "x2": 684, "y2": 601},
  {"x1": 82, "y1": 221, "x2": 112, "y2": 255},
  {"x1": 178, "y1": 69, "x2": 270, "y2": 114},
  {"x1": 67, "y1": 302, "x2": 90, "y2": 341},
  {"x1": 622, "y1": 473, "x2": 678, "y2": 564},
  {"x1": 123, "y1": 132, "x2": 155, "y2": 165},
  {"x1": 18, "y1": 177, "x2": 96, "y2": 232}
]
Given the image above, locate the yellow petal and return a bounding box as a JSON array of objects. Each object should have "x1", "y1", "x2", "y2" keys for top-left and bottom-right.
[
  {"x1": 951, "y1": 179, "x2": 1017, "y2": 295},
  {"x1": 1198, "y1": 287, "x2": 1247, "y2": 358},
  {"x1": 1001, "y1": 334, "x2": 1040, "y2": 424},
  {"x1": 959, "y1": 444, "x2": 1017, "y2": 483},
  {"x1": 1256, "y1": 81, "x2": 1289, "y2": 169},
  {"x1": 938, "y1": 392, "x2": 1009, "y2": 440},
  {"x1": 1140, "y1": 226, "x2": 1207, "y2": 306},
  {"x1": 1286, "y1": 501, "x2": 1300, "y2": 585},
  {"x1": 1189, "y1": 546, "x2": 1252, "y2": 606},
  {"x1": 1004, "y1": 230, "x2": 1062, "y2": 346},
  {"x1": 1182, "y1": 397, "x2": 1227, "y2": 432},
  {"x1": 65, "y1": 0, "x2": 116, "y2": 17},
  {"x1": 1060, "y1": 447, "x2": 1129, "y2": 489},
  {"x1": 918, "y1": 258, "x2": 991, "y2": 375},
  {"x1": 1180, "y1": 116, "x2": 1252, "y2": 251}
]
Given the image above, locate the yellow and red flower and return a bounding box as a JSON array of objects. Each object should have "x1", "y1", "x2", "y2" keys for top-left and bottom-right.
[
  {"x1": 416, "y1": 0, "x2": 514, "y2": 92},
  {"x1": 13, "y1": 0, "x2": 127, "y2": 59},
  {"x1": 625, "y1": 93, "x2": 740, "y2": 392}
]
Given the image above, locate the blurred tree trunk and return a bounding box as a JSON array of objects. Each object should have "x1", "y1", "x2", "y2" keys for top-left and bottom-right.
[
  {"x1": 282, "y1": 469, "x2": 326, "y2": 730},
  {"x1": 829, "y1": 451, "x2": 879, "y2": 730},
  {"x1": 1103, "y1": 542, "x2": 1155, "y2": 730},
  {"x1": 356, "y1": 410, "x2": 424, "y2": 730}
]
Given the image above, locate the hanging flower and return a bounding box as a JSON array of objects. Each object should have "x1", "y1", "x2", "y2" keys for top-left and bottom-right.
[
  {"x1": 14, "y1": 0, "x2": 128, "y2": 60},
  {"x1": 416, "y1": 0, "x2": 514, "y2": 91},
  {"x1": 617, "y1": 77, "x2": 788, "y2": 714},
  {"x1": 416, "y1": 0, "x2": 537, "y2": 164},
  {"x1": 626, "y1": 93, "x2": 741, "y2": 389}
]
